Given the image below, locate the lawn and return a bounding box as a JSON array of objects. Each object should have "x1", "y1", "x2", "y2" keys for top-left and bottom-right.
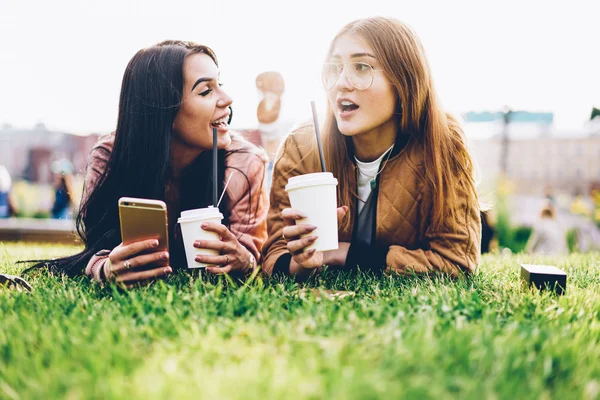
[{"x1": 1, "y1": 242, "x2": 599, "y2": 399}]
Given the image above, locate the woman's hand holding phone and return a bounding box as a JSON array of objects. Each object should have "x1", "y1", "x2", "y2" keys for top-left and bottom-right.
[
  {"x1": 281, "y1": 206, "x2": 350, "y2": 276},
  {"x1": 105, "y1": 238, "x2": 172, "y2": 288}
]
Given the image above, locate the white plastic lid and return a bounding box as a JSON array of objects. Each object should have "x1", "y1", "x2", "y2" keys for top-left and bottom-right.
[
  {"x1": 178, "y1": 206, "x2": 223, "y2": 223},
  {"x1": 285, "y1": 172, "x2": 338, "y2": 192}
]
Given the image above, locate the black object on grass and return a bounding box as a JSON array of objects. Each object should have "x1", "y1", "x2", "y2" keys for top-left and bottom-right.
[{"x1": 520, "y1": 264, "x2": 567, "y2": 295}]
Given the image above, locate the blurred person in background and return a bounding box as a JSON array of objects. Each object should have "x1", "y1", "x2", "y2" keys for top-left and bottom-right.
[
  {"x1": 0, "y1": 165, "x2": 17, "y2": 218},
  {"x1": 50, "y1": 159, "x2": 75, "y2": 219},
  {"x1": 240, "y1": 71, "x2": 293, "y2": 190},
  {"x1": 256, "y1": 71, "x2": 289, "y2": 189},
  {"x1": 262, "y1": 17, "x2": 481, "y2": 279},
  {"x1": 526, "y1": 202, "x2": 567, "y2": 255}
]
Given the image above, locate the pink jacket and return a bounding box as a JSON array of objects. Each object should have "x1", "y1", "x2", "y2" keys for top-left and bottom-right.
[{"x1": 84, "y1": 132, "x2": 269, "y2": 281}]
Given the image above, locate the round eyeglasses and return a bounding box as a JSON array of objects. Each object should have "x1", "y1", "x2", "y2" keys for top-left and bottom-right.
[{"x1": 322, "y1": 62, "x2": 383, "y2": 90}]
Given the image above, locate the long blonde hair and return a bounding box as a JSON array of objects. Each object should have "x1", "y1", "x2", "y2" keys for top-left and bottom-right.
[{"x1": 321, "y1": 17, "x2": 477, "y2": 232}]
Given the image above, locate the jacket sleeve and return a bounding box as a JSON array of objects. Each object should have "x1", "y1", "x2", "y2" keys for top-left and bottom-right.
[
  {"x1": 225, "y1": 152, "x2": 269, "y2": 263},
  {"x1": 385, "y1": 178, "x2": 481, "y2": 278},
  {"x1": 85, "y1": 252, "x2": 110, "y2": 282},
  {"x1": 81, "y1": 135, "x2": 113, "y2": 208},
  {"x1": 261, "y1": 133, "x2": 311, "y2": 275},
  {"x1": 81, "y1": 135, "x2": 114, "y2": 282}
]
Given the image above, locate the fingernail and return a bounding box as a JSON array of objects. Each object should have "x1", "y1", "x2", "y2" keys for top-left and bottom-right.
[
  {"x1": 194, "y1": 241, "x2": 201, "y2": 248},
  {"x1": 201, "y1": 223, "x2": 207, "y2": 228},
  {"x1": 164, "y1": 267, "x2": 172, "y2": 274},
  {"x1": 152, "y1": 240, "x2": 159, "y2": 247},
  {"x1": 161, "y1": 252, "x2": 169, "y2": 260},
  {"x1": 309, "y1": 236, "x2": 318, "y2": 242},
  {"x1": 308, "y1": 249, "x2": 316, "y2": 255},
  {"x1": 308, "y1": 225, "x2": 317, "y2": 230}
]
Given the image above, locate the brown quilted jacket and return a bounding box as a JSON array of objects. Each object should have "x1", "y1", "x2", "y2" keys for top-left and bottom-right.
[{"x1": 262, "y1": 123, "x2": 481, "y2": 277}]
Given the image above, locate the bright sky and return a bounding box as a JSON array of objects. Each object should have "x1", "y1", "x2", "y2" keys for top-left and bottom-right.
[{"x1": 0, "y1": 0, "x2": 598, "y2": 134}]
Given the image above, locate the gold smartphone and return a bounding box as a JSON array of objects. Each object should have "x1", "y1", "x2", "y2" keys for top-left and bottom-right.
[{"x1": 118, "y1": 197, "x2": 169, "y2": 251}]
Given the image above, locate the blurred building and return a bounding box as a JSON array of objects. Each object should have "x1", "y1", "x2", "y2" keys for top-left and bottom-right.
[
  {"x1": 466, "y1": 114, "x2": 600, "y2": 196},
  {"x1": 0, "y1": 123, "x2": 100, "y2": 184}
]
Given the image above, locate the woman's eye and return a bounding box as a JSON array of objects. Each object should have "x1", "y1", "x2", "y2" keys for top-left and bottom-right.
[
  {"x1": 199, "y1": 89, "x2": 212, "y2": 96},
  {"x1": 355, "y1": 63, "x2": 371, "y2": 72}
]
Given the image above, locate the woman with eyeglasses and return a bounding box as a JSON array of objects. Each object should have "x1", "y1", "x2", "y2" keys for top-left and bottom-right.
[
  {"x1": 25, "y1": 41, "x2": 268, "y2": 287},
  {"x1": 262, "y1": 17, "x2": 481, "y2": 279}
]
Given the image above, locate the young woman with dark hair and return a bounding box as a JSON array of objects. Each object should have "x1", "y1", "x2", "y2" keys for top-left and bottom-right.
[
  {"x1": 26, "y1": 40, "x2": 268, "y2": 287},
  {"x1": 262, "y1": 17, "x2": 481, "y2": 279}
]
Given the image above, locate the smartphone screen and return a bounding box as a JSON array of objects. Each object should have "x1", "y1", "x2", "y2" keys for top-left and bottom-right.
[{"x1": 118, "y1": 197, "x2": 169, "y2": 252}]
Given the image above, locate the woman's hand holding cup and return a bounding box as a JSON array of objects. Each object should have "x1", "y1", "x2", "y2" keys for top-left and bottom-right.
[
  {"x1": 282, "y1": 206, "x2": 349, "y2": 274},
  {"x1": 105, "y1": 239, "x2": 172, "y2": 289},
  {"x1": 193, "y1": 222, "x2": 254, "y2": 275}
]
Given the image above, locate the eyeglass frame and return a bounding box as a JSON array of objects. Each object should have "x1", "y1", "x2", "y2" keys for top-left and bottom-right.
[{"x1": 322, "y1": 61, "x2": 385, "y2": 91}]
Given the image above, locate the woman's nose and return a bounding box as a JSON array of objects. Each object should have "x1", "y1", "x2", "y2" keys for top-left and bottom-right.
[
  {"x1": 218, "y1": 88, "x2": 233, "y2": 108},
  {"x1": 334, "y1": 66, "x2": 353, "y2": 91}
]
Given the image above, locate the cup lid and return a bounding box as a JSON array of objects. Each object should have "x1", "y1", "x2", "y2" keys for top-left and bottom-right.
[
  {"x1": 178, "y1": 206, "x2": 223, "y2": 223},
  {"x1": 285, "y1": 172, "x2": 338, "y2": 192}
]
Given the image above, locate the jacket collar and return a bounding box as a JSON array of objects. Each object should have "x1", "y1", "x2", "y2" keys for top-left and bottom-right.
[{"x1": 346, "y1": 130, "x2": 412, "y2": 162}]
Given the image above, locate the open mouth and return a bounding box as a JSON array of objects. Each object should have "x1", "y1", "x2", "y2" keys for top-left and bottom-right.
[
  {"x1": 211, "y1": 115, "x2": 229, "y2": 129},
  {"x1": 339, "y1": 100, "x2": 359, "y2": 113}
]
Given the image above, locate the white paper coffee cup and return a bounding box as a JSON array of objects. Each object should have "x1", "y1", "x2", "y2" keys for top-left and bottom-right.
[
  {"x1": 285, "y1": 172, "x2": 339, "y2": 251},
  {"x1": 178, "y1": 206, "x2": 224, "y2": 268}
]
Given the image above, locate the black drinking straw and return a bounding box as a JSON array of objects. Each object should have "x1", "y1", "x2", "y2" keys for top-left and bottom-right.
[
  {"x1": 212, "y1": 127, "x2": 218, "y2": 206},
  {"x1": 310, "y1": 101, "x2": 327, "y2": 172}
]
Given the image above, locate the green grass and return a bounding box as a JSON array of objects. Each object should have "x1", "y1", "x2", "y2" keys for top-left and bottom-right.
[{"x1": 1, "y1": 243, "x2": 600, "y2": 400}]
